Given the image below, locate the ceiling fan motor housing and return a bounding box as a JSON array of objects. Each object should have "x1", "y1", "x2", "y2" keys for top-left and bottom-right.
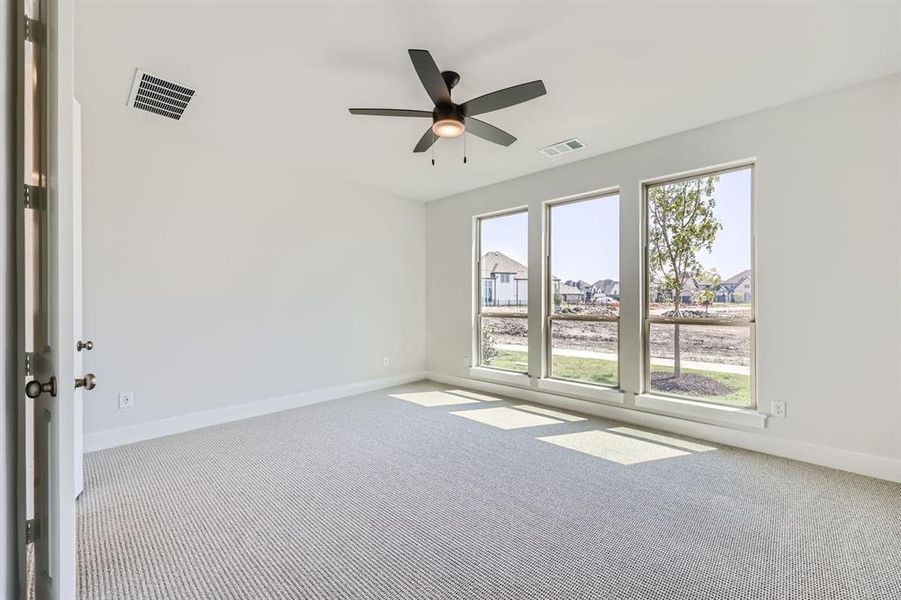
[{"x1": 432, "y1": 103, "x2": 464, "y2": 125}]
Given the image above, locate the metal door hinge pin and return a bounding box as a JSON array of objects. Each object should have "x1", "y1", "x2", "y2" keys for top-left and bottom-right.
[
  {"x1": 23, "y1": 184, "x2": 42, "y2": 209},
  {"x1": 24, "y1": 17, "x2": 43, "y2": 44}
]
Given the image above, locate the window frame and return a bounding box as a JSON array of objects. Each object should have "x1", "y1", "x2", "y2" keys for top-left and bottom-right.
[
  {"x1": 544, "y1": 190, "x2": 621, "y2": 389},
  {"x1": 641, "y1": 162, "x2": 757, "y2": 408},
  {"x1": 474, "y1": 207, "x2": 529, "y2": 374}
]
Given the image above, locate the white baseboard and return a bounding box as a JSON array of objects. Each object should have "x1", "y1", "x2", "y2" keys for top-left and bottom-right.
[
  {"x1": 426, "y1": 371, "x2": 901, "y2": 484},
  {"x1": 84, "y1": 371, "x2": 426, "y2": 453}
]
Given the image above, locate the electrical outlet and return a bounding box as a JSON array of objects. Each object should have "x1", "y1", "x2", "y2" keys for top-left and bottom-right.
[
  {"x1": 771, "y1": 400, "x2": 786, "y2": 418},
  {"x1": 463, "y1": 356, "x2": 470, "y2": 367},
  {"x1": 118, "y1": 392, "x2": 134, "y2": 409},
  {"x1": 382, "y1": 356, "x2": 390, "y2": 367}
]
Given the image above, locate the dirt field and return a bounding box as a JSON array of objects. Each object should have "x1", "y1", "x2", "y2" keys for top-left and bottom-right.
[{"x1": 483, "y1": 302, "x2": 751, "y2": 366}]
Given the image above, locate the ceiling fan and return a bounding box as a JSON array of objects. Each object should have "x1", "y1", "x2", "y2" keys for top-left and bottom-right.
[{"x1": 349, "y1": 49, "x2": 546, "y2": 155}]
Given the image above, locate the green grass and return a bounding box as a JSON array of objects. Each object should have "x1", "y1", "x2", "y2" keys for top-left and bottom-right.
[
  {"x1": 649, "y1": 365, "x2": 750, "y2": 407},
  {"x1": 484, "y1": 350, "x2": 750, "y2": 407},
  {"x1": 484, "y1": 350, "x2": 530, "y2": 373},
  {"x1": 551, "y1": 355, "x2": 618, "y2": 386}
]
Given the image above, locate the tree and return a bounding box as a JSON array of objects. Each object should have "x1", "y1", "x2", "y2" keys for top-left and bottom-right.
[
  {"x1": 697, "y1": 287, "x2": 717, "y2": 315},
  {"x1": 648, "y1": 176, "x2": 723, "y2": 377},
  {"x1": 696, "y1": 269, "x2": 721, "y2": 315}
]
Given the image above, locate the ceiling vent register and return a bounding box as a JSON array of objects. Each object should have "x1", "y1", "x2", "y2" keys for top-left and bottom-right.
[
  {"x1": 127, "y1": 69, "x2": 195, "y2": 120},
  {"x1": 539, "y1": 138, "x2": 585, "y2": 158}
]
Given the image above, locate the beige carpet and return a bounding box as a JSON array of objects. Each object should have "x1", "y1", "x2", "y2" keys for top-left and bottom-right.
[{"x1": 77, "y1": 381, "x2": 901, "y2": 599}]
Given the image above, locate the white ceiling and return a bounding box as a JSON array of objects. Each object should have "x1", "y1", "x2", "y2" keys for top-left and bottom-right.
[{"x1": 75, "y1": 1, "x2": 901, "y2": 202}]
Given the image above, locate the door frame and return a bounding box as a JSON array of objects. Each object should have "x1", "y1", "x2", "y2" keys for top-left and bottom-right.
[{"x1": 3, "y1": 3, "x2": 20, "y2": 599}]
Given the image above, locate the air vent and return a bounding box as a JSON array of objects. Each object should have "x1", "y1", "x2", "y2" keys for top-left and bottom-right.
[
  {"x1": 127, "y1": 69, "x2": 195, "y2": 120},
  {"x1": 539, "y1": 138, "x2": 585, "y2": 158}
]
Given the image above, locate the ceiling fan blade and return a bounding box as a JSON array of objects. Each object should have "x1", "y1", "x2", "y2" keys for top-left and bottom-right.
[
  {"x1": 408, "y1": 49, "x2": 451, "y2": 106},
  {"x1": 413, "y1": 127, "x2": 438, "y2": 153},
  {"x1": 349, "y1": 108, "x2": 433, "y2": 118},
  {"x1": 465, "y1": 118, "x2": 517, "y2": 146},
  {"x1": 460, "y1": 80, "x2": 546, "y2": 117}
]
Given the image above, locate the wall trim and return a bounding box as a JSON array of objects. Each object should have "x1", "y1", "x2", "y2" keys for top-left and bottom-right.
[
  {"x1": 84, "y1": 371, "x2": 426, "y2": 453},
  {"x1": 426, "y1": 371, "x2": 901, "y2": 483}
]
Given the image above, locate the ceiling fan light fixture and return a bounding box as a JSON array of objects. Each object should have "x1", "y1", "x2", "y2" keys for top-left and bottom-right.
[{"x1": 432, "y1": 117, "x2": 465, "y2": 138}]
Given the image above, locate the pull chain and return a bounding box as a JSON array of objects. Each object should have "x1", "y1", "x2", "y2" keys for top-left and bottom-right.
[
  {"x1": 463, "y1": 131, "x2": 468, "y2": 164},
  {"x1": 431, "y1": 133, "x2": 436, "y2": 166}
]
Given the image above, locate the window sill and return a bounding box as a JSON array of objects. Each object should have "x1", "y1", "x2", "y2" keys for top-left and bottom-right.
[
  {"x1": 537, "y1": 378, "x2": 625, "y2": 405},
  {"x1": 635, "y1": 393, "x2": 767, "y2": 429},
  {"x1": 468, "y1": 367, "x2": 530, "y2": 387}
]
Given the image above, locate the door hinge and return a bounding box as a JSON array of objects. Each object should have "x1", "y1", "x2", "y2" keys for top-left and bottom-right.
[
  {"x1": 25, "y1": 518, "x2": 38, "y2": 544},
  {"x1": 24, "y1": 17, "x2": 43, "y2": 44},
  {"x1": 23, "y1": 184, "x2": 43, "y2": 210},
  {"x1": 24, "y1": 352, "x2": 35, "y2": 377}
]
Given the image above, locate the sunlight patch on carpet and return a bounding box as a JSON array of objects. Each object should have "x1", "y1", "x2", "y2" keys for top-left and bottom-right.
[
  {"x1": 445, "y1": 389, "x2": 505, "y2": 403},
  {"x1": 389, "y1": 391, "x2": 482, "y2": 407},
  {"x1": 513, "y1": 404, "x2": 587, "y2": 422},
  {"x1": 608, "y1": 426, "x2": 717, "y2": 452},
  {"x1": 451, "y1": 407, "x2": 563, "y2": 430},
  {"x1": 538, "y1": 430, "x2": 690, "y2": 465}
]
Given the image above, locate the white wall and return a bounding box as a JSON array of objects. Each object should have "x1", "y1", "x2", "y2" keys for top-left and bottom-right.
[
  {"x1": 427, "y1": 75, "x2": 901, "y2": 472},
  {"x1": 80, "y1": 108, "x2": 426, "y2": 439}
]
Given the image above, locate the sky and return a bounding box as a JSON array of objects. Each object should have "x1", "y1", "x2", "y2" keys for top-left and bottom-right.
[{"x1": 480, "y1": 167, "x2": 751, "y2": 283}]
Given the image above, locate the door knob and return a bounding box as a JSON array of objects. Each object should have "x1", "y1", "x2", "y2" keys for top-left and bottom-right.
[
  {"x1": 77, "y1": 340, "x2": 93, "y2": 351},
  {"x1": 25, "y1": 376, "x2": 57, "y2": 399},
  {"x1": 75, "y1": 373, "x2": 97, "y2": 391}
]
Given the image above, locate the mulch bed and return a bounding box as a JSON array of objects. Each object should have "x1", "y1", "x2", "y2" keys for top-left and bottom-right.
[{"x1": 651, "y1": 372, "x2": 733, "y2": 396}]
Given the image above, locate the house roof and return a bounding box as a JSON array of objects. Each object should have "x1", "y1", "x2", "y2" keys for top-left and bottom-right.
[
  {"x1": 592, "y1": 278, "x2": 619, "y2": 295},
  {"x1": 558, "y1": 283, "x2": 583, "y2": 296},
  {"x1": 481, "y1": 251, "x2": 528, "y2": 280},
  {"x1": 722, "y1": 269, "x2": 752, "y2": 286},
  {"x1": 565, "y1": 280, "x2": 592, "y2": 291}
]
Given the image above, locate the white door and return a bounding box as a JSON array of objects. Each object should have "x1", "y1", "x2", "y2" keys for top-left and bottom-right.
[{"x1": 17, "y1": 0, "x2": 79, "y2": 598}]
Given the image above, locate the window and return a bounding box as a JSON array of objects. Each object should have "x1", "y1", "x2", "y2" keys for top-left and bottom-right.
[
  {"x1": 645, "y1": 165, "x2": 754, "y2": 407},
  {"x1": 476, "y1": 210, "x2": 528, "y2": 372},
  {"x1": 546, "y1": 193, "x2": 620, "y2": 387}
]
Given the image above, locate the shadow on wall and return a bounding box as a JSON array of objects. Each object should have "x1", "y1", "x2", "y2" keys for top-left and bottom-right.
[{"x1": 387, "y1": 389, "x2": 717, "y2": 466}]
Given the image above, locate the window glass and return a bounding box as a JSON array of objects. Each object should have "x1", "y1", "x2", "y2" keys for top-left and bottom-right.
[
  {"x1": 550, "y1": 320, "x2": 618, "y2": 386},
  {"x1": 648, "y1": 324, "x2": 751, "y2": 407},
  {"x1": 479, "y1": 212, "x2": 528, "y2": 315},
  {"x1": 645, "y1": 166, "x2": 754, "y2": 407},
  {"x1": 480, "y1": 316, "x2": 528, "y2": 372},
  {"x1": 547, "y1": 194, "x2": 620, "y2": 386},
  {"x1": 647, "y1": 168, "x2": 752, "y2": 321},
  {"x1": 478, "y1": 210, "x2": 528, "y2": 372}
]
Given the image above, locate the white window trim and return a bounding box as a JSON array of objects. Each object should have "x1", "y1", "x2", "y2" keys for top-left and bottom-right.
[
  {"x1": 473, "y1": 207, "x2": 529, "y2": 375},
  {"x1": 636, "y1": 393, "x2": 766, "y2": 429},
  {"x1": 543, "y1": 189, "x2": 622, "y2": 389},
  {"x1": 641, "y1": 161, "x2": 757, "y2": 410},
  {"x1": 467, "y1": 161, "x2": 771, "y2": 431},
  {"x1": 468, "y1": 366, "x2": 531, "y2": 387},
  {"x1": 536, "y1": 377, "x2": 625, "y2": 405}
]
